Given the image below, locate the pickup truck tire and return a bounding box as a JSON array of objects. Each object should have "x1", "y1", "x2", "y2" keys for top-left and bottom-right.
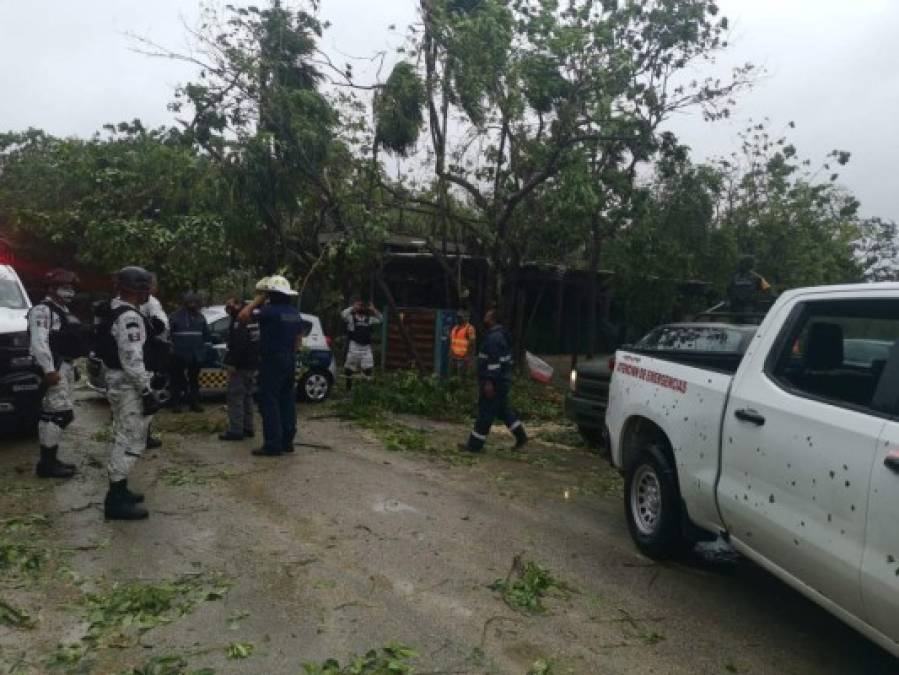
[{"x1": 624, "y1": 443, "x2": 684, "y2": 559}]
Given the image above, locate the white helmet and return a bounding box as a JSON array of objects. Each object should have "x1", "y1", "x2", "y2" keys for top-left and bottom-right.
[
  {"x1": 255, "y1": 276, "x2": 271, "y2": 292},
  {"x1": 265, "y1": 275, "x2": 298, "y2": 296}
]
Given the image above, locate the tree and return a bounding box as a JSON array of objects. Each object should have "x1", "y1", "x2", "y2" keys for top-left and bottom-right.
[
  {"x1": 0, "y1": 123, "x2": 228, "y2": 291},
  {"x1": 375, "y1": 0, "x2": 752, "y2": 323},
  {"x1": 856, "y1": 217, "x2": 899, "y2": 282}
]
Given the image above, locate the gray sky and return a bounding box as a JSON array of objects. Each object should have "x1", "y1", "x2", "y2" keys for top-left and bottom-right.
[{"x1": 1, "y1": 0, "x2": 896, "y2": 220}]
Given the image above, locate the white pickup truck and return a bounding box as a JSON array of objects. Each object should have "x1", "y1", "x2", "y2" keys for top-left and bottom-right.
[{"x1": 605, "y1": 283, "x2": 899, "y2": 657}]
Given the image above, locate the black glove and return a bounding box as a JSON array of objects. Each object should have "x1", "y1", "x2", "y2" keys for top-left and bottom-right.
[{"x1": 141, "y1": 389, "x2": 164, "y2": 416}]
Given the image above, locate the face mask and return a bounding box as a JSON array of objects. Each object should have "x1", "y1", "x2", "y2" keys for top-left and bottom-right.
[{"x1": 56, "y1": 287, "x2": 76, "y2": 303}]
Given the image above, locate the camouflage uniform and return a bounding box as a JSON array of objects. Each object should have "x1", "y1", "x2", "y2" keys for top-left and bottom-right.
[
  {"x1": 28, "y1": 299, "x2": 76, "y2": 451},
  {"x1": 106, "y1": 298, "x2": 152, "y2": 482}
]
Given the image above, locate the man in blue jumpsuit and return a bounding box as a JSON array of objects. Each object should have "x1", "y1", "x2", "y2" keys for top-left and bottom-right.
[
  {"x1": 238, "y1": 276, "x2": 309, "y2": 457},
  {"x1": 461, "y1": 310, "x2": 528, "y2": 453}
]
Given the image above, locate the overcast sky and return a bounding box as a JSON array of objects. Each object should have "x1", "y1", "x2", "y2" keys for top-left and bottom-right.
[{"x1": 1, "y1": 0, "x2": 896, "y2": 220}]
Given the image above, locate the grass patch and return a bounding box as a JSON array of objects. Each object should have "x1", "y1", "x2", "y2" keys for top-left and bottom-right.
[
  {"x1": 528, "y1": 659, "x2": 554, "y2": 675},
  {"x1": 0, "y1": 514, "x2": 58, "y2": 581},
  {"x1": 336, "y1": 371, "x2": 562, "y2": 425},
  {"x1": 153, "y1": 412, "x2": 228, "y2": 435},
  {"x1": 302, "y1": 643, "x2": 417, "y2": 674},
  {"x1": 226, "y1": 641, "x2": 254, "y2": 660},
  {"x1": 489, "y1": 557, "x2": 573, "y2": 614},
  {"x1": 159, "y1": 466, "x2": 238, "y2": 487},
  {"x1": 536, "y1": 427, "x2": 588, "y2": 448}
]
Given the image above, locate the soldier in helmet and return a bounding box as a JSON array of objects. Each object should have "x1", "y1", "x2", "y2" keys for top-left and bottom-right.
[
  {"x1": 28, "y1": 268, "x2": 90, "y2": 478},
  {"x1": 96, "y1": 266, "x2": 164, "y2": 520},
  {"x1": 727, "y1": 255, "x2": 772, "y2": 315}
]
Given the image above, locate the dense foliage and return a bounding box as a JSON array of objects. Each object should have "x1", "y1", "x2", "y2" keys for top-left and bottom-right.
[{"x1": 0, "y1": 1, "x2": 894, "y2": 333}]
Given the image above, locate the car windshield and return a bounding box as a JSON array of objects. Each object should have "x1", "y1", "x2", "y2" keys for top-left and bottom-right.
[
  {"x1": 637, "y1": 325, "x2": 751, "y2": 353},
  {"x1": 0, "y1": 279, "x2": 27, "y2": 309}
]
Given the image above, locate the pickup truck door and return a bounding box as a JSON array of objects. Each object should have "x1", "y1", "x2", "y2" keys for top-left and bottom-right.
[
  {"x1": 862, "y1": 352, "x2": 899, "y2": 646},
  {"x1": 719, "y1": 297, "x2": 898, "y2": 620}
]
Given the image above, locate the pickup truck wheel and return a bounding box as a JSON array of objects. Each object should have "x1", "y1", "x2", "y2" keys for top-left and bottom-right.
[{"x1": 624, "y1": 444, "x2": 683, "y2": 559}]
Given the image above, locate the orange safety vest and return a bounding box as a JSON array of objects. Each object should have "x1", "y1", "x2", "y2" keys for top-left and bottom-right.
[{"x1": 450, "y1": 324, "x2": 475, "y2": 358}]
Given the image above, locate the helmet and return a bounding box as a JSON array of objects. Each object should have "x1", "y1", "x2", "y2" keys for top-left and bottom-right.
[
  {"x1": 44, "y1": 268, "x2": 79, "y2": 287},
  {"x1": 116, "y1": 266, "x2": 152, "y2": 293},
  {"x1": 265, "y1": 275, "x2": 298, "y2": 296},
  {"x1": 255, "y1": 276, "x2": 271, "y2": 292}
]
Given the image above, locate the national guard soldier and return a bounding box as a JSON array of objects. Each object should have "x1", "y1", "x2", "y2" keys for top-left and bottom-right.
[
  {"x1": 28, "y1": 268, "x2": 90, "y2": 478},
  {"x1": 96, "y1": 266, "x2": 165, "y2": 520},
  {"x1": 140, "y1": 272, "x2": 170, "y2": 449},
  {"x1": 727, "y1": 255, "x2": 772, "y2": 315},
  {"x1": 460, "y1": 309, "x2": 528, "y2": 453}
]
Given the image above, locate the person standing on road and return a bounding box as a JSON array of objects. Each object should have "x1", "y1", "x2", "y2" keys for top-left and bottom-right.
[
  {"x1": 460, "y1": 309, "x2": 528, "y2": 453},
  {"x1": 140, "y1": 273, "x2": 169, "y2": 449},
  {"x1": 168, "y1": 291, "x2": 209, "y2": 413},
  {"x1": 28, "y1": 268, "x2": 89, "y2": 479},
  {"x1": 449, "y1": 311, "x2": 476, "y2": 377},
  {"x1": 238, "y1": 276, "x2": 308, "y2": 457},
  {"x1": 341, "y1": 297, "x2": 382, "y2": 391},
  {"x1": 219, "y1": 297, "x2": 260, "y2": 442},
  {"x1": 98, "y1": 266, "x2": 164, "y2": 520}
]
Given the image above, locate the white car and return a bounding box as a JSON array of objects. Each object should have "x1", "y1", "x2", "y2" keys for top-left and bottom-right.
[
  {"x1": 200, "y1": 306, "x2": 337, "y2": 402},
  {"x1": 605, "y1": 283, "x2": 899, "y2": 657},
  {"x1": 0, "y1": 264, "x2": 42, "y2": 431}
]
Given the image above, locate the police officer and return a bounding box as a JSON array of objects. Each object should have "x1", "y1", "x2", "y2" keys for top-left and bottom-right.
[
  {"x1": 28, "y1": 268, "x2": 89, "y2": 478},
  {"x1": 219, "y1": 296, "x2": 260, "y2": 441},
  {"x1": 460, "y1": 310, "x2": 528, "y2": 453},
  {"x1": 341, "y1": 296, "x2": 382, "y2": 390},
  {"x1": 168, "y1": 291, "x2": 210, "y2": 413},
  {"x1": 99, "y1": 266, "x2": 163, "y2": 520},
  {"x1": 238, "y1": 276, "x2": 308, "y2": 457}
]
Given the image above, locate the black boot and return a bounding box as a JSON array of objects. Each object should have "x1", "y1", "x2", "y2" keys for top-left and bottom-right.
[
  {"x1": 146, "y1": 435, "x2": 162, "y2": 450},
  {"x1": 104, "y1": 480, "x2": 149, "y2": 520},
  {"x1": 512, "y1": 425, "x2": 528, "y2": 450},
  {"x1": 122, "y1": 480, "x2": 145, "y2": 504},
  {"x1": 36, "y1": 446, "x2": 76, "y2": 479}
]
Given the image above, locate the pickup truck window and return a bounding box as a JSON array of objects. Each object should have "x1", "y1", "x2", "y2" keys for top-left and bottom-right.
[
  {"x1": 637, "y1": 325, "x2": 750, "y2": 353},
  {"x1": 0, "y1": 279, "x2": 27, "y2": 310},
  {"x1": 769, "y1": 299, "x2": 899, "y2": 414}
]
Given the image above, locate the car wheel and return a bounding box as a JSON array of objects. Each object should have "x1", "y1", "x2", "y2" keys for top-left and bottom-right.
[
  {"x1": 624, "y1": 443, "x2": 684, "y2": 559},
  {"x1": 300, "y1": 369, "x2": 331, "y2": 403}
]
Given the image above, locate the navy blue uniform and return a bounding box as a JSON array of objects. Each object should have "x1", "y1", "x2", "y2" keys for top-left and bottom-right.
[
  {"x1": 168, "y1": 307, "x2": 210, "y2": 408},
  {"x1": 255, "y1": 304, "x2": 307, "y2": 454},
  {"x1": 466, "y1": 325, "x2": 526, "y2": 451}
]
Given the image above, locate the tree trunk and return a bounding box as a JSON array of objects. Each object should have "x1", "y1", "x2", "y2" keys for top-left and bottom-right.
[{"x1": 375, "y1": 273, "x2": 427, "y2": 375}]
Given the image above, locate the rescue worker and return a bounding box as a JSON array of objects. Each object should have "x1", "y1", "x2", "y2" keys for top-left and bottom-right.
[
  {"x1": 99, "y1": 266, "x2": 164, "y2": 520},
  {"x1": 140, "y1": 273, "x2": 169, "y2": 449},
  {"x1": 219, "y1": 296, "x2": 260, "y2": 441},
  {"x1": 341, "y1": 297, "x2": 382, "y2": 391},
  {"x1": 28, "y1": 268, "x2": 89, "y2": 478},
  {"x1": 168, "y1": 291, "x2": 210, "y2": 413},
  {"x1": 238, "y1": 276, "x2": 308, "y2": 457},
  {"x1": 727, "y1": 255, "x2": 772, "y2": 315},
  {"x1": 449, "y1": 310, "x2": 476, "y2": 377},
  {"x1": 460, "y1": 310, "x2": 528, "y2": 453}
]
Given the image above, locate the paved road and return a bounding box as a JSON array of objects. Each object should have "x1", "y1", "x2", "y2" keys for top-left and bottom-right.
[{"x1": 0, "y1": 394, "x2": 894, "y2": 674}]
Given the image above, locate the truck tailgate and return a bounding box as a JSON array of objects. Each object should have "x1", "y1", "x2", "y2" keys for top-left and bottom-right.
[{"x1": 607, "y1": 351, "x2": 733, "y2": 533}]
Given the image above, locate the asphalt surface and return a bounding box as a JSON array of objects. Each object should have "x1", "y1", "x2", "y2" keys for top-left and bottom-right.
[{"x1": 0, "y1": 391, "x2": 895, "y2": 674}]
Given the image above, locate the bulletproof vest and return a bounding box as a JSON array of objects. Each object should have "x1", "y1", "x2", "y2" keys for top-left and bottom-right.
[
  {"x1": 729, "y1": 273, "x2": 757, "y2": 304},
  {"x1": 93, "y1": 301, "x2": 167, "y2": 371},
  {"x1": 348, "y1": 313, "x2": 373, "y2": 346},
  {"x1": 33, "y1": 301, "x2": 91, "y2": 363}
]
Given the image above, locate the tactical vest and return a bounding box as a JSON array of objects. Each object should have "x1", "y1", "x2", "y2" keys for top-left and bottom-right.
[
  {"x1": 94, "y1": 302, "x2": 170, "y2": 372},
  {"x1": 29, "y1": 301, "x2": 91, "y2": 365}
]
